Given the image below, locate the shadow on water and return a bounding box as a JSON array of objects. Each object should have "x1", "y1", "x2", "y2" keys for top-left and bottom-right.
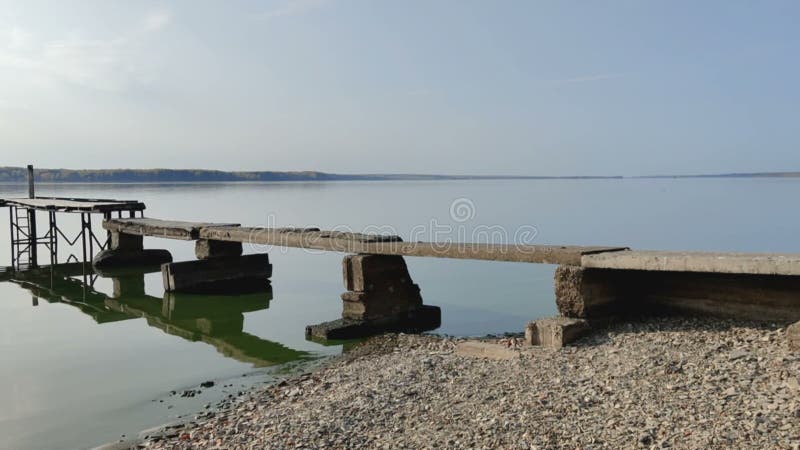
[{"x1": 4, "y1": 263, "x2": 312, "y2": 367}]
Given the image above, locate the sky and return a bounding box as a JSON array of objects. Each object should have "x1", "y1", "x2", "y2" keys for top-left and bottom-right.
[{"x1": 0, "y1": 0, "x2": 798, "y2": 176}]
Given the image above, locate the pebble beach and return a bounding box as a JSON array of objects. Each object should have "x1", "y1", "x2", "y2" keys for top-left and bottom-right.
[{"x1": 135, "y1": 316, "x2": 800, "y2": 449}]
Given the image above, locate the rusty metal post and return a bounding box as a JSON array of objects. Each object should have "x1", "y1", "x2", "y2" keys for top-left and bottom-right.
[
  {"x1": 27, "y1": 165, "x2": 37, "y2": 267},
  {"x1": 27, "y1": 165, "x2": 35, "y2": 199}
]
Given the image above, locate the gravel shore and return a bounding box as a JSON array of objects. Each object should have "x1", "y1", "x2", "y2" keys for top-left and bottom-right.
[{"x1": 139, "y1": 317, "x2": 800, "y2": 449}]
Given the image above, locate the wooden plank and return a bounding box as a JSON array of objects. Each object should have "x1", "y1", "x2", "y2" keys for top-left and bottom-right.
[
  {"x1": 582, "y1": 250, "x2": 800, "y2": 276},
  {"x1": 104, "y1": 218, "x2": 240, "y2": 240}
]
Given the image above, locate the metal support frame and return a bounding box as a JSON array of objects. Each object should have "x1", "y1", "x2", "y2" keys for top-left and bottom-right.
[{"x1": 6, "y1": 205, "x2": 141, "y2": 272}]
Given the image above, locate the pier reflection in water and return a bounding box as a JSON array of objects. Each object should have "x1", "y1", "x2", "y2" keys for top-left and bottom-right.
[{"x1": 5, "y1": 263, "x2": 311, "y2": 367}]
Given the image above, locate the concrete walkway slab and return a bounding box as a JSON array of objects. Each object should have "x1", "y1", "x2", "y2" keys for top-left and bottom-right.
[{"x1": 582, "y1": 250, "x2": 800, "y2": 276}]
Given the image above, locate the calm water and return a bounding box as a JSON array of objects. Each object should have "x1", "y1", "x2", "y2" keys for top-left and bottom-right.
[{"x1": 2, "y1": 178, "x2": 800, "y2": 450}]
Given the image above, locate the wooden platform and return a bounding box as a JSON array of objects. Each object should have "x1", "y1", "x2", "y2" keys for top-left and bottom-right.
[
  {"x1": 104, "y1": 218, "x2": 626, "y2": 265},
  {"x1": 0, "y1": 196, "x2": 145, "y2": 213}
]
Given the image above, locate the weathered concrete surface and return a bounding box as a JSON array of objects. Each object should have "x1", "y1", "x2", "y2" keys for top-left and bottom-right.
[
  {"x1": 554, "y1": 266, "x2": 630, "y2": 318},
  {"x1": 110, "y1": 231, "x2": 143, "y2": 251},
  {"x1": 556, "y1": 265, "x2": 800, "y2": 322},
  {"x1": 305, "y1": 305, "x2": 441, "y2": 340},
  {"x1": 101, "y1": 218, "x2": 629, "y2": 264},
  {"x1": 92, "y1": 249, "x2": 172, "y2": 269},
  {"x1": 202, "y1": 224, "x2": 627, "y2": 264},
  {"x1": 341, "y1": 291, "x2": 424, "y2": 321},
  {"x1": 104, "y1": 218, "x2": 240, "y2": 241},
  {"x1": 583, "y1": 250, "x2": 800, "y2": 276},
  {"x1": 455, "y1": 341, "x2": 518, "y2": 360},
  {"x1": 786, "y1": 321, "x2": 800, "y2": 351},
  {"x1": 344, "y1": 253, "x2": 415, "y2": 292},
  {"x1": 195, "y1": 239, "x2": 243, "y2": 260},
  {"x1": 525, "y1": 317, "x2": 590, "y2": 349},
  {"x1": 161, "y1": 253, "x2": 271, "y2": 294}
]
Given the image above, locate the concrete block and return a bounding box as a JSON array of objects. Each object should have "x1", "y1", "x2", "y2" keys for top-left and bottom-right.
[
  {"x1": 305, "y1": 305, "x2": 441, "y2": 341},
  {"x1": 92, "y1": 249, "x2": 172, "y2": 269},
  {"x1": 341, "y1": 287, "x2": 422, "y2": 320},
  {"x1": 525, "y1": 317, "x2": 590, "y2": 349},
  {"x1": 789, "y1": 321, "x2": 800, "y2": 351},
  {"x1": 162, "y1": 253, "x2": 271, "y2": 294},
  {"x1": 195, "y1": 239, "x2": 243, "y2": 260},
  {"x1": 110, "y1": 232, "x2": 143, "y2": 251},
  {"x1": 343, "y1": 254, "x2": 415, "y2": 292},
  {"x1": 340, "y1": 254, "x2": 423, "y2": 321}
]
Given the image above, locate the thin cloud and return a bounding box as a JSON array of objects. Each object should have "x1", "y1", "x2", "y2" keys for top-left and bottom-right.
[
  {"x1": 7, "y1": 27, "x2": 33, "y2": 51},
  {"x1": 255, "y1": 0, "x2": 329, "y2": 21},
  {"x1": 0, "y1": 28, "x2": 156, "y2": 91},
  {"x1": 143, "y1": 10, "x2": 171, "y2": 32}
]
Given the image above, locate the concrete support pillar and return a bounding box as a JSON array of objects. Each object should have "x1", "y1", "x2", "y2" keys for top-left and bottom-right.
[
  {"x1": 306, "y1": 254, "x2": 440, "y2": 341},
  {"x1": 341, "y1": 254, "x2": 422, "y2": 320},
  {"x1": 93, "y1": 231, "x2": 171, "y2": 269},
  {"x1": 195, "y1": 239, "x2": 243, "y2": 260},
  {"x1": 111, "y1": 231, "x2": 143, "y2": 251}
]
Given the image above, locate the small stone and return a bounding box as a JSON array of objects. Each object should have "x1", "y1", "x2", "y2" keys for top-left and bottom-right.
[{"x1": 729, "y1": 349, "x2": 748, "y2": 360}]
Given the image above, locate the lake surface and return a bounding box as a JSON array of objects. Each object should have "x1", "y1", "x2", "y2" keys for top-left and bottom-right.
[{"x1": 2, "y1": 178, "x2": 800, "y2": 450}]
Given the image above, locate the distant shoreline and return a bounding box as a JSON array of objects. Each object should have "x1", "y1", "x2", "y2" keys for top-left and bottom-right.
[{"x1": 0, "y1": 166, "x2": 799, "y2": 183}]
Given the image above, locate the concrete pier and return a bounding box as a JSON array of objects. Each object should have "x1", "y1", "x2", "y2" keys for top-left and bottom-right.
[{"x1": 94, "y1": 217, "x2": 800, "y2": 342}]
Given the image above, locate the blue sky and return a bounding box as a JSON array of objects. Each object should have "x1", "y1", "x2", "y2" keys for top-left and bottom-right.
[{"x1": 0, "y1": 1, "x2": 798, "y2": 175}]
